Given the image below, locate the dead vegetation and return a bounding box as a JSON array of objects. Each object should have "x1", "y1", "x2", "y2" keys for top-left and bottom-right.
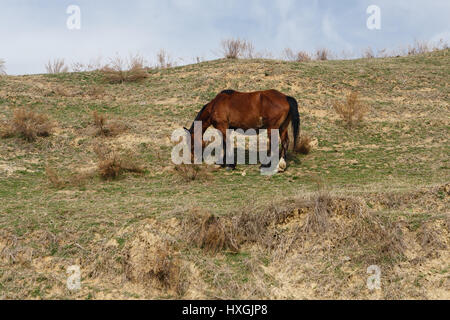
[
  {"x1": 94, "y1": 145, "x2": 145, "y2": 180},
  {"x1": 101, "y1": 54, "x2": 149, "y2": 84},
  {"x1": 45, "y1": 58, "x2": 69, "y2": 74},
  {"x1": 295, "y1": 134, "x2": 312, "y2": 155},
  {"x1": 1, "y1": 108, "x2": 54, "y2": 141},
  {"x1": 173, "y1": 164, "x2": 212, "y2": 182},
  {"x1": 315, "y1": 48, "x2": 331, "y2": 61},
  {"x1": 333, "y1": 91, "x2": 368, "y2": 128},
  {"x1": 183, "y1": 209, "x2": 239, "y2": 253},
  {"x1": 91, "y1": 111, "x2": 127, "y2": 137},
  {"x1": 221, "y1": 38, "x2": 255, "y2": 59},
  {"x1": 283, "y1": 48, "x2": 312, "y2": 62},
  {"x1": 124, "y1": 228, "x2": 188, "y2": 296},
  {"x1": 45, "y1": 166, "x2": 93, "y2": 189},
  {"x1": 156, "y1": 49, "x2": 174, "y2": 69}
]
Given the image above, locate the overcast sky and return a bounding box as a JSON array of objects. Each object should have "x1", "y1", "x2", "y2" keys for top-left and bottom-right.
[{"x1": 1, "y1": 0, "x2": 449, "y2": 75}]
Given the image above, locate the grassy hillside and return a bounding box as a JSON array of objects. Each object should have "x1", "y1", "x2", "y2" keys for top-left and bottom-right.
[{"x1": 0, "y1": 50, "x2": 449, "y2": 299}]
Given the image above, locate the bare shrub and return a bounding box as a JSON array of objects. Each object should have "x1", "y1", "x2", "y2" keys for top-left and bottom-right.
[
  {"x1": 408, "y1": 40, "x2": 429, "y2": 56},
  {"x1": 101, "y1": 54, "x2": 149, "y2": 84},
  {"x1": 4, "y1": 108, "x2": 54, "y2": 141},
  {"x1": 45, "y1": 58, "x2": 69, "y2": 74},
  {"x1": 91, "y1": 111, "x2": 127, "y2": 137},
  {"x1": 363, "y1": 47, "x2": 375, "y2": 59},
  {"x1": 174, "y1": 164, "x2": 211, "y2": 182},
  {"x1": 315, "y1": 48, "x2": 331, "y2": 61},
  {"x1": 303, "y1": 189, "x2": 332, "y2": 233},
  {"x1": 156, "y1": 49, "x2": 174, "y2": 69},
  {"x1": 124, "y1": 229, "x2": 188, "y2": 295},
  {"x1": 221, "y1": 38, "x2": 254, "y2": 59},
  {"x1": 332, "y1": 91, "x2": 368, "y2": 128},
  {"x1": 0, "y1": 58, "x2": 6, "y2": 75},
  {"x1": 95, "y1": 145, "x2": 145, "y2": 180},
  {"x1": 284, "y1": 49, "x2": 312, "y2": 62},
  {"x1": 183, "y1": 209, "x2": 239, "y2": 253},
  {"x1": 295, "y1": 135, "x2": 312, "y2": 155}
]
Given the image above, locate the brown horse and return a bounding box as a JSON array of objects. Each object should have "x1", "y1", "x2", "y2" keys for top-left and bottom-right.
[{"x1": 184, "y1": 89, "x2": 300, "y2": 170}]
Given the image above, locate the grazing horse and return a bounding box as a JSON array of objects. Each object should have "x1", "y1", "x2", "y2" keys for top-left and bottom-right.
[{"x1": 184, "y1": 89, "x2": 300, "y2": 171}]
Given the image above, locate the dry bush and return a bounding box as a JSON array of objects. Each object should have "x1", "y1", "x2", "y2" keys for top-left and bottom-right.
[
  {"x1": 45, "y1": 58, "x2": 68, "y2": 74},
  {"x1": 124, "y1": 229, "x2": 188, "y2": 295},
  {"x1": 101, "y1": 54, "x2": 149, "y2": 84},
  {"x1": 0, "y1": 58, "x2": 6, "y2": 75},
  {"x1": 284, "y1": 48, "x2": 312, "y2": 62},
  {"x1": 92, "y1": 111, "x2": 127, "y2": 137},
  {"x1": 3, "y1": 108, "x2": 54, "y2": 141},
  {"x1": 95, "y1": 145, "x2": 145, "y2": 180},
  {"x1": 173, "y1": 164, "x2": 211, "y2": 182},
  {"x1": 332, "y1": 91, "x2": 368, "y2": 128},
  {"x1": 156, "y1": 49, "x2": 174, "y2": 69},
  {"x1": 295, "y1": 135, "x2": 312, "y2": 155},
  {"x1": 303, "y1": 189, "x2": 332, "y2": 233},
  {"x1": 183, "y1": 209, "x2": 239, "y2": 253},
  {"x1": 408, "y1": 40, "x2": 430, "y2": 56},
  {"x1": 45, "y1": 166, "x2": 93, "y2": 189},
  {"x1": 315, "y1": 48, "x2": 331, "y2": 61},
  {"x1": 221, "y1": 38, "x2": 254, "y2": 59},
  {"x1": 363, "y1": 47, "x2": 375, "y2": 59}
]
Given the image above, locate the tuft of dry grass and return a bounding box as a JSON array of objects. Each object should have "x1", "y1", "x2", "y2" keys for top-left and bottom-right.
[
  {"x1": 87, "y1": 85, "x2": 105, "y2": 97},
  {"x1": 315, "y1": 48, "x2": 331, "y2": 61},
  {"x1": 92, "y1": 111, "x2": 127, "y2": 137},
  {"x1": 173, "y1": 164, "x2": 212, "y2": 182},
  {"x1": 2, "y1": 108, "x2": 54, "y2": 141},
  {"x1": 332, "y1": 91, "x2": 368, "y2": 128},
  {"x1": 101, "y1": 54, "x2": 149, "y2": 84},
  {"x1": 45, "y1": 58, "x2": 69, "y2": 74},
  {"x1": 156, "y1": 49, "x2": 174, "y2": 69},
  {"x1": 220, "y1": 38, "x2": 254, "y2": 59},
  {"x1": 95, "y1": 145, "x2": 145, "y2": 180},
  {"x1": 295, "y1": 135, "x2": 312, "y2": 155},
  {"x1": 183, "y1": 209, "x2": 239, "y2": 254},
  {"x1": 45, "y1": 166, "x2": 93, "y2": 189}
]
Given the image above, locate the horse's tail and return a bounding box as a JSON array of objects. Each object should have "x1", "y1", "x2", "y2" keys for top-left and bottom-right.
[{"x1": 286, "y1": 96, "x2": 300, "y2": 150}]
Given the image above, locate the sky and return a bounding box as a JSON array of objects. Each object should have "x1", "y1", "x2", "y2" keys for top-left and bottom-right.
[{"x1": 0, "y1": 0, "x2": 449, "y2": 75}]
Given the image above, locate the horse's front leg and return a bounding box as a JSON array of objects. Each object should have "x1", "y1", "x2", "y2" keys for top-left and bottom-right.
[{"x1": 216, "y1": 124, "x2": 235, "y2": 170}]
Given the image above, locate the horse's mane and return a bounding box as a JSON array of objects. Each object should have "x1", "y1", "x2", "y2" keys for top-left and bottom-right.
[{"x1": 189, "y1": 103, "x2": 208, "y2": 132}]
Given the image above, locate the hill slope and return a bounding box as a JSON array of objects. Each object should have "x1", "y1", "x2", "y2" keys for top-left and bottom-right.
[{"x1": 0, "y1": 50, "x2": 449, "y2": 299}]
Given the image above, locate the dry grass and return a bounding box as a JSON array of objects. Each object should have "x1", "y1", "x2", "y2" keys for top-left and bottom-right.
[
  {"x1": 45, "y1": 58, "x2": 69, "y2": 74},
  {"x1": 333, "y1": 91, "x2": 368, "y2": 128},
  {"x1": 87, "y1": 85, "x2": 105, "y2": 97},
  {"x1": 295, "y1": 134, "x2": 312, "y2": 155},
  {"x1": 101, "y1": 54, "x2": 149, "y2": 84},
  {"x1": 124, "y1": 229, "x2": 188, "y2": 296},
  {"x1": 363, "y1": 47, "x2": 375, "y2": 59},
  {"x1": 221, "y1": 38, "x2": 254, "y2": 59},
  {"x1": 183, "y1": 209, "x2": 239, "y2": 253},
  {"x1": 173, "y1": 164, "x2": 212, "y2": 182},
  {"x1": 283, "y1": 48, "x2": 311, "y2": 62},
  {"x1": 92, "y1": 111, "x2": 127, "y2": 137},
  {"x1": 1, "y1": 108, "x2": 54, "y2": 141},
  {"x1": 315, "y1": 48, "x2": 331, "y2": 61},
  {"x1": 95, "y1": 145, "x2": 145, "y2": 180},
  {"x1": 45, "y1": 166, "x2": 93, "y2": 189},
  {"x1": 156, "y1": 49, "x2": 174, "y2": 69}
]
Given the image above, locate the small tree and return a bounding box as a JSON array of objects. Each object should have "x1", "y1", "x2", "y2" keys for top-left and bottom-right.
[{"x1": 45, "y1": 58, "x2": 69, "y2": 74}]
